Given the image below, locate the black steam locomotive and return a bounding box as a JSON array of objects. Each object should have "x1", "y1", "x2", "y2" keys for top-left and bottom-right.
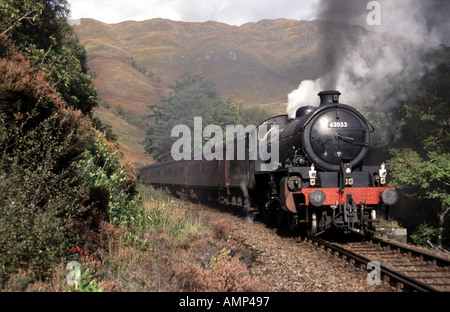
[{"x1": 139, "y1": 90, "x2": 398, "y2": 237}]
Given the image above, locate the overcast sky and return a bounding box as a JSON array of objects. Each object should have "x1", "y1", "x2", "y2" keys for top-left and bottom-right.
[{"x1": 67, "y1": 0, "x2": 319, "y2": 25}]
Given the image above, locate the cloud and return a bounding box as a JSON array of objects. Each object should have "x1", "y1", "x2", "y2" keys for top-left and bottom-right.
[{"x1": 68, "y1": 0, "x2": 318, "y2": 25}]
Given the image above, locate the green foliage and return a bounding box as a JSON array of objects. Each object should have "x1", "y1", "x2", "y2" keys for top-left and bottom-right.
[
  {"x1": 0, "y1": 50, "x2": 141, "y2": 285},
  {"x1": 138, "y1": 184, "x2": 203, "y2": 240},
  {"x1": 0, "y1": 2, "x2": 142, "y2": 287},
  {"x1": 143, "y1": 197, "x2": 194, "y2": 240},
  {"x1": 63, "y1": 267, "x2": 103, "y2": 292},
  {"x1": 387, "y1": 45, "x2": 450, "y2": 246},
  {"x1": 79, "y1": 134, "x2": 142, "y2": 227},
  {"x1": 0, "y1": 0, "x2": 44, "y2": 37},
  {"x1": 388, "y1": 149, "x2": 450, "y2": 206},
  {"x1": 114, "y1": 104, "x2": 123, "y2": 116},
  {"x1": 145, "y1": 72, "x2": 270, "y2": 162},
  {"x1": 239, "y1": 106, "x2": 273, "y2": 127},
  {"x1": 120, "y1": 231, "x2": 151, "y2": 251},
  {"x1": 0, "y1": 109, "x2": 92, "y2": 285},
  {"x1": 91, "y1": 116, "x2": 118, "y2": 142},
  {"x1": 394, "y1": 46, "x2": 450, "y2": 153},
  {"x1": 99, "y1": 99, "x2": 110, "y2": 109},
  {"x1": 145, "y1": 73, "x2": 220, "y2": 161},
  {"x1": 411, "y1": 223, "x2": 439, "y2": 247},
  {"x1": 0, "y1": 44, "x2": 97, "y2": 284},
  {"x1": 0, "y1": 0, "x2": 98, "y2": 115}
]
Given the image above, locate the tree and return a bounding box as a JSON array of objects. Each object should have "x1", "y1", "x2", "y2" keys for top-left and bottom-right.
[
  {"x1": 0, "y1": 0, "x2": 98, "y2": 115},
  {"x1": 145, "y1": 73, "x2": 244, "y2": 162},
  {"x1": 0, "y1": 0, "x2": 43, "y2": 38},
  {"x1": 387, "y1": 45, "x2": 450, "y2": 247},
  {"x1": 389, "y1": 149, "x2": 449, "y2": 247}
]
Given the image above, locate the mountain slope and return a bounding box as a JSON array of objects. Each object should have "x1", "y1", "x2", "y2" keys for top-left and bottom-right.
[{"x1": 74, "y1": 18, "x2": 324, "y2": 166}]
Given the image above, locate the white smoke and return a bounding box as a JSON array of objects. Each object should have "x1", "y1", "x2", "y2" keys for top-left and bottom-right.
[
  {"x1": 286, "y1": 79, "x2": 322, "y2": 117},
  {"x1": 286, "y1": 0, "x2": 447, "y2": 118}
]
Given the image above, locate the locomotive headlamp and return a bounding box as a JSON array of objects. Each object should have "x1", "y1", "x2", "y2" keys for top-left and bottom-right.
[
  {"x1": 309, "y1": 164, "x2": 317, "y2": 186},
  {"x1": 380, "y1": 189, "x2": 399, "y2": 206},
  {"x1": 309, "y1": 164, "x2": 316, "y2": 178},
  {"x1": 310, "y1": 190, "x2": 326, "y2": 207},
  {"x1": 379, "y1": 163, "x2": 387, "y2": 185}
]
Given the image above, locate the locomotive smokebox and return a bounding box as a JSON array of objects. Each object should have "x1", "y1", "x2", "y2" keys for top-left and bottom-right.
[{"x1": 318, "y1": 90, "x2": 341, "y2": 106}]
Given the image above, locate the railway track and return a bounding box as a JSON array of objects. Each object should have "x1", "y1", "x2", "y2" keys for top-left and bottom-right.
[
  {"x1": 179, "y1": 197, "x2": 450, "y2": 292},
  {"x1": 307, "y1": 236, "x2": 450, "y2": 292}
]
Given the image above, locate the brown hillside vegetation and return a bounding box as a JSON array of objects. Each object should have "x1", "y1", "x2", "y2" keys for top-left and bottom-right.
[{"x1": 74, "y1": 18, "x2": 324, "y2": 166}]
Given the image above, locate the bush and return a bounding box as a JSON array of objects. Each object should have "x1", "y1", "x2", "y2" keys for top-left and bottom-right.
[
  {"x1": 0, "y1": 46, "x2": 96, "y2": 284},
  {"x1": 0, "y1": 6, "x2": 142, "y2": 289},
  {"x1": 411, "y1": 223, "x2": 439, "y2": 247},
  {"x1": 0, "y1": 108, "x2": 95, "y2": 284},
  {"x1": 79, "y1": 133, "x2": 142, "y2": 228},
  {"x1": 0, "y1": 41, "x2": 140, "y2": 286},
  {"x1": 205, "y1": 249, "x2": 263, "y2": 292}
]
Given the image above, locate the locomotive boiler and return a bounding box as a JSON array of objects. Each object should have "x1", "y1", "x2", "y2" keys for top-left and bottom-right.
[{"x1": 139, "y1": 90, "x2": 398, "y2": 237}]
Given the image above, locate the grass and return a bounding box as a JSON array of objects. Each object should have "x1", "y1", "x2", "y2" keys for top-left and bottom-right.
[
  {"x1": 375, "y1": 217, "x2": 403, "y2": 229},
  {"x1": 1, "y1": 184, "x2": 263, "y2": 292},
  {"x1": 139, "y1": 184, "x2": 205, "y2": 241}
]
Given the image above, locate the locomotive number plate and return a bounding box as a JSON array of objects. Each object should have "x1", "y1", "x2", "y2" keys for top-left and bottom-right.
[{"x1": 329, "y1": 121, "x2": 348, "y2": 128}]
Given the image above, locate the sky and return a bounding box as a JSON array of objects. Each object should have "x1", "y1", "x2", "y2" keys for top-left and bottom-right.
[{"x1": 67, "y1": 0, "x2": 320, "y2": 25}]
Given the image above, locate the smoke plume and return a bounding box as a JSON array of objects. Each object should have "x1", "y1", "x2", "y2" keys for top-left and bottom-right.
[{"x1": 286, "y1": 0, "x2": 450, "y2": 118}]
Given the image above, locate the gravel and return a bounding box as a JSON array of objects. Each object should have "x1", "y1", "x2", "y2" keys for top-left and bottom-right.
[{"x1": 197, "y1": 205, "x2": 393, "y2": 292}]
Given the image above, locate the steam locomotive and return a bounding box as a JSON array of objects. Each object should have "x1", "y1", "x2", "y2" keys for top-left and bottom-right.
[{"x1": 139, "y1": 90, "x2": 398, "y2": 237}]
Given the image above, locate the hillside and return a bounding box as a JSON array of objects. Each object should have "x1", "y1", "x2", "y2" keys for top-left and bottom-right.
[{"x1": 74, "y1": 18, "x2": 324, "y2": 166}]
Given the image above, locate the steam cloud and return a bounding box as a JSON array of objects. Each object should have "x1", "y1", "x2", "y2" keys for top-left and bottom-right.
[{"x1": 287, "y1": 0, "x2": 450, "y2": 118}]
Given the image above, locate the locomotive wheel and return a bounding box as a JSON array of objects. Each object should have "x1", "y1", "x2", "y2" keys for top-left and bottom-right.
[{"x1": 307, "y1": 213, "x2": 317, "y2": 237}]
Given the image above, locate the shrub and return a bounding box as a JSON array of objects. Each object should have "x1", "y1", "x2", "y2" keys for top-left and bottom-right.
[
  {"x1": 79, "y1": 133, "x2": 142, "y2": 228},
  {"x1": 0, "y1": 11, "x2": 142, "y2": 289},
  {"x1": 411, "y1": 223, "x2": 439, "y2": 246},
  {"x1": 0, "y1": 48, "x2": 96, "y2": 284},
  {"x1": 204, "y1": 249, "x2": 263, "y2": 292},
  {"x1": 0, "y1": 41, "x2": 140, "y2": 286},
  {"x1": 0, "y1": 110, "x2": 94, "y2": 284}
]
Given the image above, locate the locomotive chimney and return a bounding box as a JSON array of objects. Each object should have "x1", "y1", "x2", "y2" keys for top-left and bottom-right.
[{"x1": 318, "y1": 90, "x2": 341, "y2": 106}]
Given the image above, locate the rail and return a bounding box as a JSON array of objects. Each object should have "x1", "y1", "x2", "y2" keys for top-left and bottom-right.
[
  {"x1": 370, "y1": 237, "x2": 450, "y2": 267},
  {"x1": 309, "y1": 237, "x2": 439, "y2": 292}
]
